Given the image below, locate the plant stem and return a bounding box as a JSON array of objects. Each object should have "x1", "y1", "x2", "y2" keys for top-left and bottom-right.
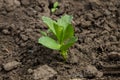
[{"x1": 60, "y1": 50, "x2": 68, "y2": 61}]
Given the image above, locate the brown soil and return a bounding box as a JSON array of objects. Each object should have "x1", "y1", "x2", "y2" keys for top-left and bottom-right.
[{"x1": 0, "y1": 0, "x2": 120, "y2": 80}]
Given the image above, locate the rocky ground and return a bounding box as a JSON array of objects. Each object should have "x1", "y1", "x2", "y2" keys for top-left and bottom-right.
[{"x1": 0, "y1": 0, "x2": 120, "y2": 80}]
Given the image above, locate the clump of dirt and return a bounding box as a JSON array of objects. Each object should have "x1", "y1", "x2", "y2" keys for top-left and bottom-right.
[{"x1": 0, "y1": 0, "x2": 120, "y2": 80}]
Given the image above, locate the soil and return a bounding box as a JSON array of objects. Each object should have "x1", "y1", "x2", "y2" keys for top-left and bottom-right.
[{"x1": 0, "y1": 0, "x2": 120, "y2": 80}]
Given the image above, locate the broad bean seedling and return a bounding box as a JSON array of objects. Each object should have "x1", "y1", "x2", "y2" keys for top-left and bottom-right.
[{"x1": 38, "y1": 15, "x2": 77, "y2": 61}]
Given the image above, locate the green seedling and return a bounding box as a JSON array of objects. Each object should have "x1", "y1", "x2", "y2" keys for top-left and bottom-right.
[
  {"x1": 51, "y1": 1, "x2": 59, "y2": 13},
  {"x1": 38, "y1": 15, "x2": 77, "y2": 61}
]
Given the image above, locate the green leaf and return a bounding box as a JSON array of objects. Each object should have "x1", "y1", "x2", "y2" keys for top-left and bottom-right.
[
  {"x1": 57, "y1": 14, "x2": 73, "y2": 28},
  {"x1": 54, "y1": 2, "x2": 58, "y2": 8},
  {"x1": 62, "y1": 24, "x2": 74, "y2": 42},
  {"x1": 38, "y1": 36, "x2": 60, "y2": 50},
  {"x1": 57, "y1": 15, "x2": 73, "y2": 42},
  {"x1": 60, "y1": 36, "x2": 77, "y2": 51},
  {"x1": 54, "y1": 23, "x2": 63, "y2": 43},
  {"x1": 40, "y1": 30, "x2": 47, "y2": 36},
  {"x1": 40, "y1": 15, "x2": 77, "y2": 61},
  {"x1": 51, "y1": 8, "x2": 56, "y2": 13},
  {"x1": 42, "y1": 16, "x2": 56, "y2": 35}
]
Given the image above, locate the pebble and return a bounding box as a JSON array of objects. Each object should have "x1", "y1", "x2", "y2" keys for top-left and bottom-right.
[
  {"x1": 3, "y1": 61, "x2": 21, "y2": 71},
  {"x1": 81, "y1": 21, "x2": 92, "y2": 27},
  {"x1": 4, "y1": 0, "x2": 20, "y2": 11},
  {"x1": 33, "y1": 65, "x2": 57, "y2": 80},
  {"x1": 69, "y1": 49, "x2": 79, "y2": 64},
  {"x1": 21, "y1": 0, "x2": 30, "y2": 6},
  {"x1": 83, "y1": 65, "x2": 103, "y2": 78},
  {"x1": 108, "y1": 52, "x2": 120, "y2": 60},
  {"x1": 28, "y1": 68, "x2": 33, "y2": 74},
  {"x1": 2, "y1": 29, "x2": 10, "y2": 35},
  {"x1": 14, "y1": 0, "x2": 20, "y2": 7},
  {"x1": 20, "y1": 34, "x2": 28, "y2": 41}
]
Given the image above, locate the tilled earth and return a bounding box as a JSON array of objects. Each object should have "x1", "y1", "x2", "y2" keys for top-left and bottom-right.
[{"x1": 0, "y1": 0, "x2": 120, "y2": 80}]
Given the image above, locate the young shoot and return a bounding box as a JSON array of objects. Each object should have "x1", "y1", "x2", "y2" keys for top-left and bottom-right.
[
  {"x1": 51, "y1": 1, "x2": 59, "y2": 13},
  {"x1": 38, "y1": 15, "x2": 77, "y2": 61}
]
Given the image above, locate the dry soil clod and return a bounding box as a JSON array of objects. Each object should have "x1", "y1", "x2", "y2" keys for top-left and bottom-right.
[{"x1": 3, "y1": 61, "x2": 21, "y2": 71}]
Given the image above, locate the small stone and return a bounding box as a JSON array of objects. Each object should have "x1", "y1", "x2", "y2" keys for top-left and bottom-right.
[
  {"x1": 3, "y1": 61, "x2": 21, "y2": 71},
  {"x1": 83, "y1": 65, "x2": 103, "y2": 78},
  {"x1": 20, "y1": 34, "x2": 28, "y2": 41},
  {"x1": 4, "y1": 0, "x2": 20, "y2": 11},
  {"x1": 108, "y1": 21, "x2": 117, "y2": 28},
  {"x1": 34, "y1": 6, "x2": 42, "y2": 12},
  {"x1": 28, "y1": 68, "x2": 33, "y2": 74},
  {"x1": 20, "y1": 42, "x2": 26, "y2": 47},
  {"x1": 85, "y1": 13, "x2": 94, "y2": 21},
  {"x1": 33, "y1": 65, "x2": 57, "y2": 80},
  {"x1": 84, "y1": 37, "x2": 92, "y2": 43},
  {"x1": 25, "y1": 8, "x2": 37, "y2": 16},
  {"x1": 103, "y1": 24, "x2": 111, "y2": 31},
  {"x1": 108, "y1": 52, "x2": 120, "y2": 60},
  {"x1": 93, "y1": 11, "x2": 102, "y2": 18},
  {"x1": 81, "y1": 21, "x2": 92, "y2": 27},
  {"x1": 21, "y1": 0, "x2": 30, "y2": 6},
  {"x1": 2, "y1": 29, "x2": 10, "y2": 34},
  {"x1": 69, "y1": 49, "x2": 79, "y2": 64},
  {"x1": 26, "y1": 29, "x2": 32, "y2": 32},
  {"x1": 109, "y1": 35, "x2": 117, "y2": 42},
  {"x1": 104, "y1": 10, "x2": 111, "y2": 16},
  {"x1": 14, "y1": 0, "x2": 20, "y2": 7},
  {"x1": 96, "y1": 71, "x2": 103, "y2": 78}
]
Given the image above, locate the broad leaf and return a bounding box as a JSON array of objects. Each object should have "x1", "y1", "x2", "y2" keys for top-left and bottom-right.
[
  {"x1": 60, "y1": 36, "x2": 77, "y2": 51},
  {"x1": 40, "y1": 30, "x2": 47, "y2": 36},
  {"x1": 57, "y1": 14, "x2": 73, "y2": 28},
  {"x1": 38, "y1": 36, "x2": 60, "y2": 50},
  {"x1": 51, "y1": 8, "x2": 56, "y2": 13},
  {"x1": 42, "y1": 16, "x2": 56, "y2": 35},
  {"x1": 54, "y1": 23, "x2": 63, "y2": 43},
  {"x1": 62, "y1": 24, "x2": 74, "y2": 42},
  {"x1": 54, "y1": 2, "x2": 58, "y2": 8},
  {"x1": 57, "y1": 15, "x2": 73, "y2": 42}
]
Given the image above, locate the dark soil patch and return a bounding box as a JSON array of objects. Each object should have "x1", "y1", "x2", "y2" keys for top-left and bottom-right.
[{"x1": 0, "y1": 0, "x2": 120, "y2": 80}]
